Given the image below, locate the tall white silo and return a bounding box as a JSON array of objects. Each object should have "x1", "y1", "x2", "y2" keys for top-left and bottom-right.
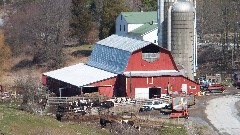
[{"x1": 171, "y1": 0, "x2": 195, "y2": 80}]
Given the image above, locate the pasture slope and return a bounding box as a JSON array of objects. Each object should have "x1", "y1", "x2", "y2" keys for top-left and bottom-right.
[{"x1": 0, "y1": 104, "x2": 109, "y2": 135}]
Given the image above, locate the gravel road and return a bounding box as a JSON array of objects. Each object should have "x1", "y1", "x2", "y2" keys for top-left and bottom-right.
[{"x1": 205, "y1": 96, "x2": 240, "y2": 135}]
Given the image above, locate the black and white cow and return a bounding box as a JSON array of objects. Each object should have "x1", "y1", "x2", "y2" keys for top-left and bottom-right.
[{"x1": 121, "y1": 120, "x2": 141, "y2": 131}]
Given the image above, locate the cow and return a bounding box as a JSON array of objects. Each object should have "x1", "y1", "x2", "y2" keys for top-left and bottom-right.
[
  {"x1": 56, "y1": 112, "x2": 63, "y2": 121},
  {"x1": 99, "y1": 118, "x2": 113, "y2": 128},
  {"x1": 121, "y1": 120, "x2": 134, "y2": 126},
  {"x1": 121, "y1": 120, "x2": 141, "y2": 131},
  {"x1": 100, "y1": 101, "x2": 114, "y2": 108},
  {"x1": 91, "y1": 100, "x2": 101, "y2": 107},
  {"x1": 56, "y1": 104, "x2": 65, "y2": 121}
]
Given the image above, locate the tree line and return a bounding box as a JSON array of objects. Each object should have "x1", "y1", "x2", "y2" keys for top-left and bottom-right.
[
  {"x1": 0, "y1": 0, "x2": 157, "y2": 71},
  {"x1": 0, "y1": 0, "x2": 239, "y2": 73}
]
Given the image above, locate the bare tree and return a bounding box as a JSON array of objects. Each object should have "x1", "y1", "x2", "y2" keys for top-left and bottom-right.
[
  {"x1": 14, "y1": 74, "x2": 45, "y2": 114},
  {"x1": 4, "y1": 0, "x2": 71, "y2": 69}
]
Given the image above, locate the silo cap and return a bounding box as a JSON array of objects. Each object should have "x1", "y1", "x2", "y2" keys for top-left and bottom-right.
[{"x1": 172, "y1": 0, "x2": 195, "y2": 13}]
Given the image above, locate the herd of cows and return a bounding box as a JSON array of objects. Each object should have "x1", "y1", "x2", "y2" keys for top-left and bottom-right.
[{"x1": 51, "y1": 96, "x2": 152, "y2": 133}]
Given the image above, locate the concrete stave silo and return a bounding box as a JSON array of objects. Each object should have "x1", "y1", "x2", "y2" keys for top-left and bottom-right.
[{"x1": 171, "y1": 0, "x2": 195, "y2": 80}]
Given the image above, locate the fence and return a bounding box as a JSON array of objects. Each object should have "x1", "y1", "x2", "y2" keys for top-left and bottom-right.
[{"x1": 47, "y1": 96, "x2": 103, "y2": 105}]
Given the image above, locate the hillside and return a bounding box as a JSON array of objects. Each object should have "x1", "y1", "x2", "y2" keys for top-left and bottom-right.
[{"x1": 0, "y1": 104, "x2": 109, "y2": 135}]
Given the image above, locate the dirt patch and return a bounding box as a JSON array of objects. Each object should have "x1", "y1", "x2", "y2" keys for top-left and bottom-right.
[
  {"x1": 188, "y1": 86, "x2": 240, "y2": 135},
  {"x1": 235, "y1": 100, "x2": 240, "y2": 118}
]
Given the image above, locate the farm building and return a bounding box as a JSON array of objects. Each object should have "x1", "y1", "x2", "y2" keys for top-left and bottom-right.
[
  {"x1": 115, "y1": 11, "x2": 158, "y2": 44},
  {"x1": 42, "y1": 34, "x2": 200, "y2": 99},
  {"x1": 115, "y1": 0, "x2": 198, "y2": 80}
]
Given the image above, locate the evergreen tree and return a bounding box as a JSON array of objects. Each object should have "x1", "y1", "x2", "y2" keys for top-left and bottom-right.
[
  {"x1": 99, "y1": 0, "x2": 128, "y2": 39},
  {"x1": 141, "y1": 0, "x2": 157, "y2": 11},
  {"x1": 70, "y1": 0, "x2": 93, "y2": 44}
]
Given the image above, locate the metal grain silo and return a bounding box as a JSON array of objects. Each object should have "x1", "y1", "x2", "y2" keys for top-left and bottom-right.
[
  {"x1": 157, "y1": 0, "x2": 176, "y2": 48},
  {"x1": 171, "y1": 0, "x2": 195, "y2": 80}
]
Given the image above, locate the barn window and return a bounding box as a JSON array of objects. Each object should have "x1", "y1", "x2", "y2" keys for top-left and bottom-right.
[
  {"x1": 121, "y1": 15, "x2": 122, "y2": 20},
  {"x1": 124, "y1": 25, "x2": 126, "y2": 31},
  {"x1": 147, "y1": 77, "x2": 153, "y2": 84},
  {"x1": 190, "y1": 86, "x2": 196, "y2": 89},
  {"x1": 142, "y1": 45, "x2": 160, "y2": 62},
  {"x1": 120, "y1": 25, "x2": 121, "y2": 31}
]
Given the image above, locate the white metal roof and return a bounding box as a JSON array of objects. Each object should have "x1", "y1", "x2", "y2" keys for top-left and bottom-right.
[
  {"x1": 43, "y1": 63, "x2": 117, "y2": 87},
  {"x1": 96, "y1": 34, "x2": 153, "y2": 52},
  {"x1": 123, "y1": 70, "x2": 183, "y2": 77}
]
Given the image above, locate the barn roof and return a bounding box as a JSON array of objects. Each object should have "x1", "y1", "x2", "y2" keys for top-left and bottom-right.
[
  {"x1": 121, "y1": 11, "x2": 157, "y2": 24},
  {"x1": 95, "y1": 34, "x2": 153, "y2": 52},
  {"x1": 128, "y1": 23, "x2": 158, "y2": 36},
  {"x1": 123, "y1": 70, "x2": 184, "y2": 77},
  {"x1": 87, "y1": 34, "x2": 155, "y2": 74},
  {"x1": 43, "y1": 63, "x2": 117, "y2": 87}
]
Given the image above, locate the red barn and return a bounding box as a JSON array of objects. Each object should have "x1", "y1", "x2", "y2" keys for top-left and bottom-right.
[{"x1": 42, "y1": 35, "x2": 200, "y2": 99}]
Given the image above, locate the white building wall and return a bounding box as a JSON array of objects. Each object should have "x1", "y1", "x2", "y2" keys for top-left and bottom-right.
[
  {"x1": 115, "y1": 14, "x2": 128, "y2": 35},
  {"x1": 128, "y1": 24, "x2": 143, "y2": 32},
  {"x1": 142, "y1": 29, "x2": 158, "y2": 44}
]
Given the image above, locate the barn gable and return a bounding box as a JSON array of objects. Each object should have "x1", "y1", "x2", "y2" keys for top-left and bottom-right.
[{"x1": 86, "y1": 34, "x2": 154, "y2": 74}]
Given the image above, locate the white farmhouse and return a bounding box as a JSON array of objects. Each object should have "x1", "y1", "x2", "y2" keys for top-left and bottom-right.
[{"x1": 115, "y1": 11, "x2": 158, "y2": 44}]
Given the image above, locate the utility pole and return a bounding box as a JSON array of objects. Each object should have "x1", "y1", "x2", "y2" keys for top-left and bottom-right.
[{"x1": 130, "y1": 72, "x2": 132, "y2": 98}]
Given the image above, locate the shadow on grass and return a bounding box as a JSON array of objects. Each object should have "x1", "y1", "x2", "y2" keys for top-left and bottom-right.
[
  {"x1": 160, "y1": 109, "x2": 172, "y2": 115},
  {"x1": 71, "y1": 50, "x2": 92, "y2": 57},
  {"x1": 11, "y1": 59, "x2": 33, "y2": 71}
]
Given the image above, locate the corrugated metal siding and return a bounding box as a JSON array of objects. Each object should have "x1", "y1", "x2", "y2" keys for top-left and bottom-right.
[
  {"x1": 96, "y1": 34, "x2": 152, "y2": 53},
  {"x1": 87, "y1": 44, "x2": 131, "y2": 74}
]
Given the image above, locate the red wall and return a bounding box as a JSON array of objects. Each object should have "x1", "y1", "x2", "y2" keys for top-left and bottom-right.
[
  {"x1": 125, "y1": 76, "x2": 200, "y2": 97},
  {"x1": 90, "y1": 77, "x2": 117, "y2": 97},
  {"x1": 42, "y1": 74, "x2": 47, "y2": 85},
  {"x1": 90, "y1": 75, "x2": 128, "y2": 97},
  {"x1": 125, "y1": 49, "x2": 177, "y2": 71}
]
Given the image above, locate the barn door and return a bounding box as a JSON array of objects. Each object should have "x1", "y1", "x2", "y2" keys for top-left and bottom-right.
[
  {"x1": 149, "y1": 88, "x2": 161, "y2": 99},
  {"x1": 182, "y1": 84, "x2": 187, "y2": 94},
  {"x1": 135, "y1": 88, "x2": 149, "y2": 99}
]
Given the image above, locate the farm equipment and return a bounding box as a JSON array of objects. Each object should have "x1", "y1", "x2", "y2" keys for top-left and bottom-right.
[
  {"x1": 206, "y1": 84, "x2": 225, "y2": 93},
  {"x1": 169, "y1": 95, "x2": 188, "y2": 119}
]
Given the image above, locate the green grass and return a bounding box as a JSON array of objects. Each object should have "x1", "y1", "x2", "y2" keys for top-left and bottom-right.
[
  {"x1": 158, "y1": 123, "x2": 187, "y2": 135},
  {"x1": 221, "y1": 79, "x2": 232, "y2": 86},
  {"x1": 0, "y1": 103, "x2": 189, "y2": 135},
  {"x1": 0, "y1": 103, "x2": 109, "y2": 135}
]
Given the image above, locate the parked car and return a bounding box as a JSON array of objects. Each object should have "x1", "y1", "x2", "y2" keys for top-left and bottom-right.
[{"x1": 142, "y1": 101, "x2": 170, "y2": 110}]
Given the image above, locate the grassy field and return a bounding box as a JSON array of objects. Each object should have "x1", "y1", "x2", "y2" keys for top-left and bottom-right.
[
  {"x1": 0, "y1": 103, "x2": 109, "y2": 135},
  {"x1": 0, "y1": 102, "x2": 190, "y2": 135}
]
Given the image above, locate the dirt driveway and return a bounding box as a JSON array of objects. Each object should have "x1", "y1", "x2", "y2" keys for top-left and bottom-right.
[
  {"x1": 205, "y1": 96, "x2": 240, "y2": 135},
  {"x1": 189, "y1": 86, "x2": 240, "y2": 135}
]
